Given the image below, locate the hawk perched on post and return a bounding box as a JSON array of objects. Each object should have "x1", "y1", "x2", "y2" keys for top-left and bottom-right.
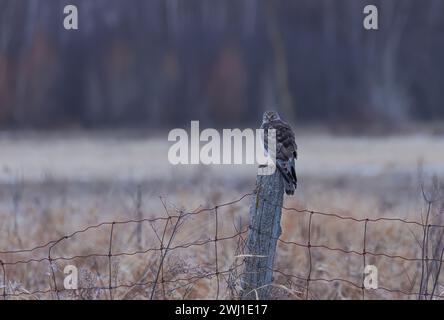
[{"x1": 261, "y1": 110, "x2": 298, "y2": 195}]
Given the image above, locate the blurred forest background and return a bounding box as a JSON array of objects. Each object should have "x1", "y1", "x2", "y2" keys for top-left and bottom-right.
[
  {"x1": 1, "y1": 1, "x2": 444, "y2": 300},
  {"x1": 1, "y1": 0, "x2": 443, "y2": 130}
]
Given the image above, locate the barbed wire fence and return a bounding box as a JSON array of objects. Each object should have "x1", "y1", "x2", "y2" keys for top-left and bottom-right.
[{"x1": 1, "y1": 186, "x2": 444, "y2": 300}]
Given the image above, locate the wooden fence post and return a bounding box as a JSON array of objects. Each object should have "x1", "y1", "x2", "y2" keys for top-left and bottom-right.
[{"x1": 241, "y1": 167, "x2": 284, "y2": 299}]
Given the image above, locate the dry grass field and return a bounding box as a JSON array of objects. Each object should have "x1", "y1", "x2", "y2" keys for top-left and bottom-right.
[{"x1": 0, "y1": 131, "x2": 443, "y2": 300}]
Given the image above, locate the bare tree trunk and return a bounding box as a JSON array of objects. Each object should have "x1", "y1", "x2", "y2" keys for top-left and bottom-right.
[
  {"x1": 241, "y1": 169, "x2": 284, "y2": 299},
  {"x1": 264, "y1": 0, "x2": 295, "y2": 122}
]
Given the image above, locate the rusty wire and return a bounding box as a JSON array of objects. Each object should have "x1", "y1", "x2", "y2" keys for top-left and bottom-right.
[{"x1": 1, "y1": 191, "x2": 443, "y2": 300}]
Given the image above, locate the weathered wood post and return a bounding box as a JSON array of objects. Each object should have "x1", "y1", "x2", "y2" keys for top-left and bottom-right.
[{"x1": 241, "y1": 167, "x2": 284, "y2": 299}]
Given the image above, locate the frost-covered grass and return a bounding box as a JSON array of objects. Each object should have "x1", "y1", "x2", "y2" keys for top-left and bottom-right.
[{"x1": 0, "y1": 131, "x2": 443, "y2": 299}]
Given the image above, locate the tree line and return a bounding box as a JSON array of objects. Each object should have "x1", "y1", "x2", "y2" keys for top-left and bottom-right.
[{"x1": 0, "y1": 0, "x2": 443, "y2": 129}]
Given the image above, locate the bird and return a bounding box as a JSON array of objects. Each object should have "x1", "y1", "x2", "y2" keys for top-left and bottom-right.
[{"x1": 261, "y1": 110, "x2": 298, "y2": 195}]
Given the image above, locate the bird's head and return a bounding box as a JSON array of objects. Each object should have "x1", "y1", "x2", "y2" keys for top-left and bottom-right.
[{"x1": 262, "y1": 110, "x2": 280, "y2": 123}]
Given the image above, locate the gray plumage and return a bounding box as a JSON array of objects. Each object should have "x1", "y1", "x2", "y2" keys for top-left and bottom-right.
[{"x1": 261, "y1": 110, "x2": 298, "y2": 195}]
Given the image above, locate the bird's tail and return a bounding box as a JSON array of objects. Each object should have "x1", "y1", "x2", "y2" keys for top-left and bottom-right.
[{"x1": 276, "y1": 159, "x2": 297, "y2": 195}]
